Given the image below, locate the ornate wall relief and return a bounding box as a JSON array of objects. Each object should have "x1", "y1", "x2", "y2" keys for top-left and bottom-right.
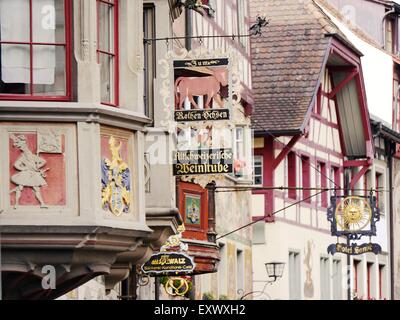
[
  {"x1": 0, "y1": 123, "x2": 77, "y2": 216},
  {"x1": 100, "y1": 127, "x2": 134, "y2": 217},
  {"x1": 227, "y1": 242, "x2": 236, "y2": 299},
  {"x1": 9, "y1": 132, "x2": 65, "y2": 208},
  {"x1": 303, "y1": 240, "x2": 315, "y2": 298}
]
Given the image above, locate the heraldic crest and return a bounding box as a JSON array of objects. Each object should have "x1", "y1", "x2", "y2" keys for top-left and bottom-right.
[{"x1": 101, "y1": 136, "x2": 131, "y2": 216}]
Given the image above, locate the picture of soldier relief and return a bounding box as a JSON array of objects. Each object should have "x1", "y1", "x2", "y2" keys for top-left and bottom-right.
[
  {"x1": 9, "y1": 131, "x2": 66, "y2": 209},
  {"x1": 173, "y1": 58, "x2": 230, "y2": 122}
]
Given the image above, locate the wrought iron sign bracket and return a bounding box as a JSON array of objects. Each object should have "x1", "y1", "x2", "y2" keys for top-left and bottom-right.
[{"x1": 143, "y1": 15, "x2": 269, "y2": 45}]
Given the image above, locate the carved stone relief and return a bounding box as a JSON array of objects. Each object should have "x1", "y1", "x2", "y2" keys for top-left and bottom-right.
[
  {"x1": 303, "y1": 240, "x2": 315, "y2": 298},
  {"x1": 8, "y1": 130, "x2": 67, "y2": 209}
]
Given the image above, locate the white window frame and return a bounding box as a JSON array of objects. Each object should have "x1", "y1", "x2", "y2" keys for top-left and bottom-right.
[{"x1": 253, "y1": 155, "x2": 263, "y2": 186}]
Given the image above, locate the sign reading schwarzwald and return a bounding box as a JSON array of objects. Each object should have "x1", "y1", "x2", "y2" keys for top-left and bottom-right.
[
  {"x1": 173, "y1": 148, "x2": 233, "y2": 176},
  {"x1": 141, "y1": 252, "x2": 195, "y2": 275}
]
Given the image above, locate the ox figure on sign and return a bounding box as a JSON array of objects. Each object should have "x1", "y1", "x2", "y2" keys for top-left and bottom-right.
[{"x1": 174, "y1": 67, "x2": 228, "y2": 110}]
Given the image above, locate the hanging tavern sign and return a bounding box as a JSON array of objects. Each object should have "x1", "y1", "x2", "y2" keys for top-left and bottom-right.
[
  {"x1": 173, "y1": 58, "x2": 230, "y2": 122},
  {"x1": 173, "y1": 148, "x2": 233, "y2": 176},
  {"x1": 159, "y1": 48, "x2": 243, "y2": 185},
  {"x1": 327, "y1": 242, "x2": 382, "y2": 255},
  {"x1": 326, "y1": 195, "x2": 382, "y2": 256},
  {"x1": 141, "y1": 225, "x2": 196, "y2": 276},
  {"x1": 141, "y1": 252, "x2": 195, "y2": 275}
]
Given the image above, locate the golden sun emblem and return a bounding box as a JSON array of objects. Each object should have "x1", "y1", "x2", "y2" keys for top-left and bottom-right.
[{"x1": 335, "y1": 196, "x2": 372, "y2": 232}]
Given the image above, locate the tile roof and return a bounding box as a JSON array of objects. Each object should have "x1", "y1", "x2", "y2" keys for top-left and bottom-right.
[{"x1": 249, "y1": 0, "x2": 353, "y2": 134}]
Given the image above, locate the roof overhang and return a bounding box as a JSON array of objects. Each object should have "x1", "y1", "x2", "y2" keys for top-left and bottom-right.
[
  {"x1": 371, "y1": 117, "x2": 400, "y2": 144},
  {"x1": 301, "y1": 36, "x2": 374, "y2": 161}
]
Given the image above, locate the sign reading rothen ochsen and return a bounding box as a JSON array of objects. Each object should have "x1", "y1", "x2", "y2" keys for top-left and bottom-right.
[
  {"x1": 173, "y1": 149, "x2": 233, "y2": 176},
  {"x1": 174, "y1": 58, "x2": 230, "y2": 122},
  {"x1": 175, "y1": 109, "x2": 230, "y2": 122}
]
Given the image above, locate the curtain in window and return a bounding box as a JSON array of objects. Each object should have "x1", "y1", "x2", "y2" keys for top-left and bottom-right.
[{"x1": 0, "y1": 0, "x2": 55, "y2": 84}]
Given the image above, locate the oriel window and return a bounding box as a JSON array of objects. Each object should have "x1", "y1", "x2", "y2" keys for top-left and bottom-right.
[
  {"x1": 143, "y1": 4, "x2": 155, "y2": 118},
  {"x1": 97, "y1": 0, "x2": 119, "y2": 106},
  {"x1": 0, "y1": 0, "x2": 71, "y2": 100}
]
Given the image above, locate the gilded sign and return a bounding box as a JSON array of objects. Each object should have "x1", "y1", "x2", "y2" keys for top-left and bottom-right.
[
  {"x1": 175, "y1": 109, "x2": 230, "y2": 122},
  {"x1": 141, "y1": 252, "x2": 195, "y2": 275},
  {"x1": 174, "y1": 58, "x2": 230, "y2": 120},
  {"x1": 173, "y1": 149, "x2": 233, "y2": 176},
  {"x1": 327, "y1": 243, "x2": 382, "y2": 256}
]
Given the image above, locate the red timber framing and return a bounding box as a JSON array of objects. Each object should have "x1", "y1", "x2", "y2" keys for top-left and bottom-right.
[
  {"x1": 253, "y1": 134, "x2": 302, "y2": 221},
  {"x1": 328, "y1": 68, "x2": 358, "y2": 100},
  {"x1": 252, "y1": 37, "x2": 374, "y2": 223},
  {"x1": 328, "y1": 39, "x2": 374, "y2": 190},
  {"x1": 329, "y1": 39, "x2": 374, "y2": 162}
]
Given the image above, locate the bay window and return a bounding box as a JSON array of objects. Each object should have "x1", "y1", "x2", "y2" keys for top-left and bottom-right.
[
  {"x1": 97, "y1": 0, "x2": 118, "y2": 106},
  {"x1": 0, "y1": 0, "x2": 70, "y2": 99}
]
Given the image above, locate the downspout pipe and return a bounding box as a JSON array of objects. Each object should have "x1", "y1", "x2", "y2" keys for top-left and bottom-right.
[
  {"x1": 394, "y1": 84, "x2": 400, "y2": 131},
  {"x1": 388, "y1": 142, "x2": 395, "y2": 299},
  {"x1": 344, "y1": 169, "x2": 351, "y2": 300},
  {"x1": 382, "y1": 9, "x2": 396, "y2": 49}
]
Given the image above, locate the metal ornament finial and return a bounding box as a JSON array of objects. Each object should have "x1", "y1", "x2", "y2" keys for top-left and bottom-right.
[{"x1": 249, "y1": 14, "x2": 269, "y2": 36}]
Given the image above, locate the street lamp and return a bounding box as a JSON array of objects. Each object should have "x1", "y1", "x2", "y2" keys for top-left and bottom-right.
[
  {"x1": 265, "y1": 261, "x2": 285, "y2": 282},
  {"x1": 239, "y1": 261, "x2": 285, "y2": 300}
]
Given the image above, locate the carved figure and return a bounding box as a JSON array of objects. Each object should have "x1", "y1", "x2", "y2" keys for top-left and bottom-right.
[
  {"x1": 304, "y1": 240, "x2": 315, "y2": 298},
  {"x1": 175, "y1": 67, "x2": 228, "y2": 110},
  {"x1": 10, "y1": 134, "x2": 49, "y2": 209},
  {"x1": 161, "y1": 224, "x2": 188, "y2": 252}
]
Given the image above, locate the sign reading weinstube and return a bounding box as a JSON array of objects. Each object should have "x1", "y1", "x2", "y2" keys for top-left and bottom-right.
[{"x1": 173, "y1": 148, "x2": 233, "y2": 176}]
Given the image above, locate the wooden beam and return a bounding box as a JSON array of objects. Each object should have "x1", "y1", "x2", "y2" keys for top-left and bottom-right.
[
  {"x1": 328, "y1": 69, "x2": 358, "y2": 99},
  {"x1": 343, "y1": 159, "x2": 370, "y2": 168},
  {"x1": 272, "y1": 135, "x2": 302, "y2": 170},
  {"x1": 350, "y1": 165, "x2": 370, "y2": 190}
]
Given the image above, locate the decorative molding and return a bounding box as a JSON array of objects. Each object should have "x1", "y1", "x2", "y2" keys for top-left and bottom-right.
[{"x1": 37, "y1": 129, "x2": 62, "y2": 154}]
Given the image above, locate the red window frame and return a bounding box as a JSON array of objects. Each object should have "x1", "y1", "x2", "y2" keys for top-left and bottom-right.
[
  {"x1": 301, "y1": 156, "x2": 310, "y2": 202},
  {"x1": 367, "y1": 262, "x2": 373, "y2": 300},
  {"x1": 287, "y1": 152, "x2": 297, "y2": 200},
  {"x1": 353, "y1": 260, "x2": 359, "y2": 295},
  {"x1": 332, "y1": 166, "x2": 341, "y2": 190},
  {"x1": 0, "y1": 0, "x2": 72, "y2": 101},
  {"x1": 318, "y1": 162, "x2": 328, "y2": 207},
  {"x1": 379, "y1": 265, "x2": 384, "y2": 300},
  {"x1": 178, "y1": 182, "x2": 209, "y2": 241},
  {"x1": 97, "y1": 0, "x2": 119, "y2": 107}
]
